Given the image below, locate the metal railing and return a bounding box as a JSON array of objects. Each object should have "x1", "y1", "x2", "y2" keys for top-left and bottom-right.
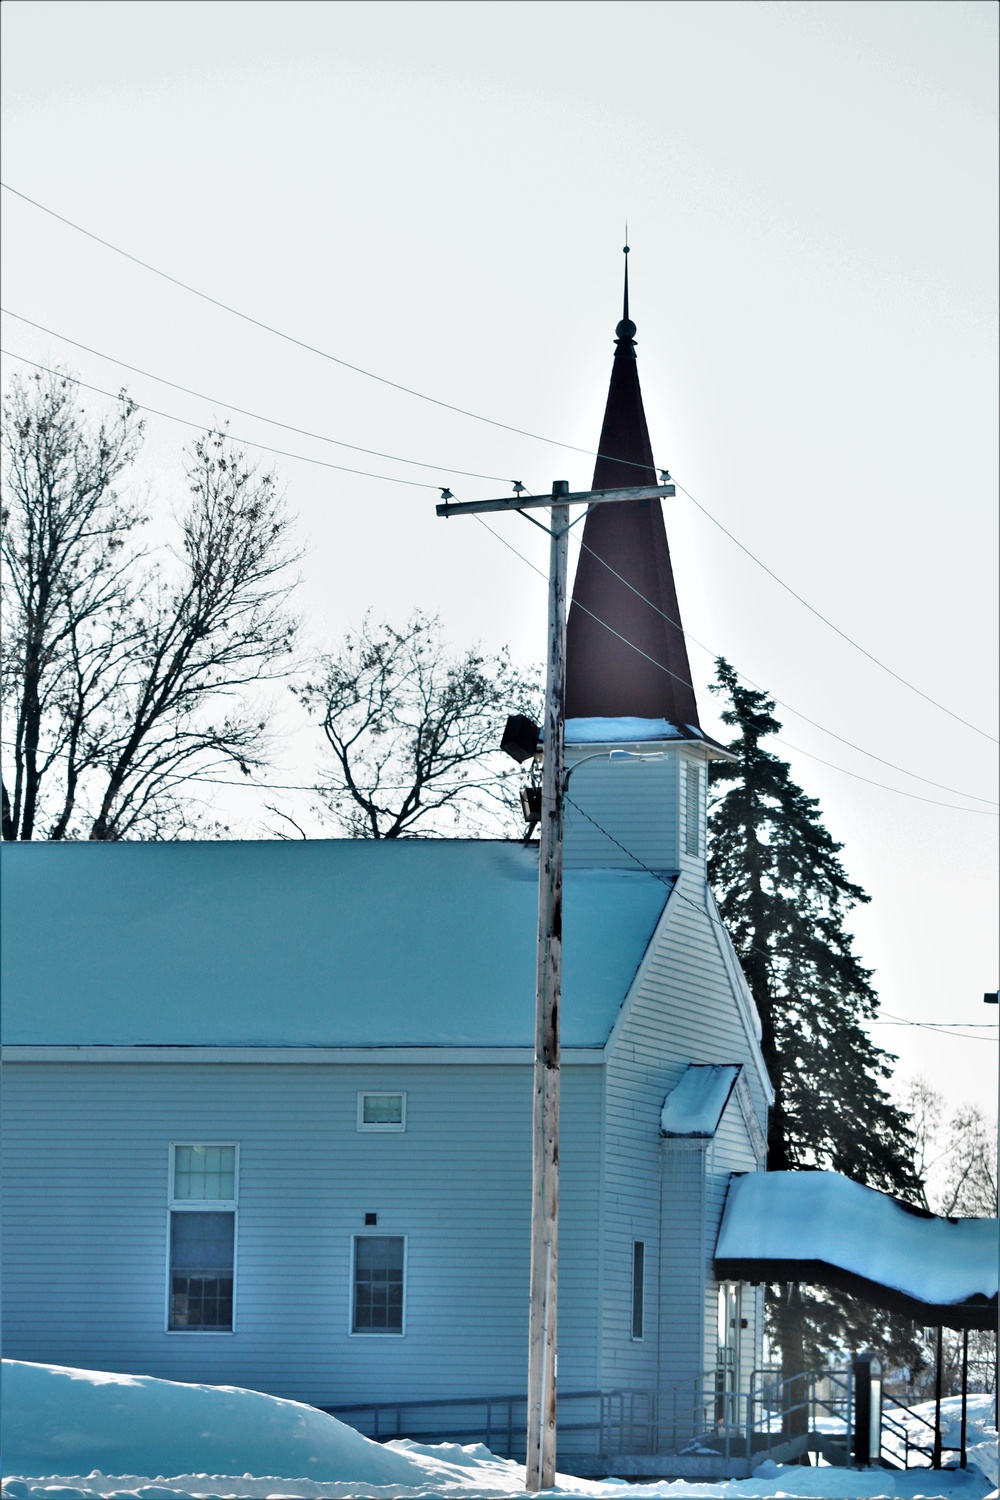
[
  {"x1": 322, "y1": 1389, "x2": 603, "y2": 1459},
  {"x1": 323, "y1": 1366, "x2": 964, "y2": 1471},
  {"x1": 881, "y1": 1395, "x2": 961, "y2": 1470}
]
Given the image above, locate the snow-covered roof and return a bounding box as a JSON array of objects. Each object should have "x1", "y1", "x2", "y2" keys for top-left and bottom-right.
[
  {"x1": 715, "y1": 1170, "x2": 998, "y2": 1329},
  {"x1": 661, "y1": 1064, "x2": 740, "y2": 1136},
  {"x1": 565, "y1": 717, "x2": 734, "y2": 758},
  {"x1": 0, "y1": 840, "x2": 670, "y2": 1049},
  {"x1": 566, "y1": 716, "x2": 691, "y2": 743}
]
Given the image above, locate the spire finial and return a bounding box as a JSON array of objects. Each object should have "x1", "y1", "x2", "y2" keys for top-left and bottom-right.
[
  {"x1": 615, "y1": 236, "x2": 637, "y2": 346},
  {"x1": 623, "y1": 234, "x2": 630, "y2": 323}
]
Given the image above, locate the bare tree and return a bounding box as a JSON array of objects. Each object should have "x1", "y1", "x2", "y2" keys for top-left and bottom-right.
[
  {"x1": 2, "y1": 368, "x2": 145, "y2": 840},
  {"x1": 890, "y1": 1077, "x2": 999, "y2": 1398},
  {"x1": 83, "y1": 431, "x2": 299, "y2": 840},
  {"x1": 2, "y1": 369, "x2": 299, "y2": 839},
  {"x1": 939, "y1": 1103, "x2": 997, "y2": 1218},
  {"x1": 297, "y1": 611, "x2": 541, "y2": 838},
  {"x1": 900, "y1": 1075, "x2": 998, "y2": 1218}
]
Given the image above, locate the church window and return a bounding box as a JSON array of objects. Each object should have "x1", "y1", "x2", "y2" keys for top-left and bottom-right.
[
  {"x1": 631, "y1": 1240, "x2": 645, "y2": 1340},
  {"x1": 684, "y1": 763, "x2": 701, "y2": 857},
  {"x1": 352, "y1": 1235, "x2": 406, "y2": 1334},
  {"x1": 358, "y1": 1091, "x2": 406, "y2": 1131},
  {"x1": 167, "y1": 1143, "x2": 237, "y2": 1332}
]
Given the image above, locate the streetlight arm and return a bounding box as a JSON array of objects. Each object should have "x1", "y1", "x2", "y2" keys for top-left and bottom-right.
[{"x1": 562, "y1": 749, "x2": 667, "y2": 790}]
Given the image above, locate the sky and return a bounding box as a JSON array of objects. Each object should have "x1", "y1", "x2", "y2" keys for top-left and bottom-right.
[{"x1": 1, "y1": 1, "x2": 997, "y2": 1122}]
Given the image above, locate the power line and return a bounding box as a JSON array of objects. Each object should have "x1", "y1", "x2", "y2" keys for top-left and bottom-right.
[
  {"x1": 874, "y1": 1015, "x2": 999, "y2": 1032},
  {"x1": 19, "y1": 345, "x2": 982, "y2": 810},
  {"x1": 0, "y1": 308, "x2": 513, "y2": 484},
  {"x1": 0, "y1": 179, "x2": 571, "y2": 448},
  {"x1": 5, "y1": 301, "x2": 993, "y2": 806},
  {"x1": 564, "y1": 793, "x2": 996, "y2": 1045},
  {"x1": 473, "y1": 514, "x2": 997, "y2": 815},
  {"x1": 772, "y1": 734, "x2": 998, "y2": 813},
  {"x1": 4, "y1": 178, "x2": 995, "y2": 745},
  {"x1": 673, "y1": 481, "x2": 998, "y2": 747},
  {"x1": 572, "y1": 532, "x2": 997, "y2": 807},
  {"x1": 870, "y1": 1019, "x2": 999, "y2": 1041},
  {"x1": 0, "y1": 351, "x2": 439, "y2": 490}
]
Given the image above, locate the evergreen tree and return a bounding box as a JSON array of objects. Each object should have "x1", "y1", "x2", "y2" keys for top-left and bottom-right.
[{"x1": 708, "y1": 659, "x2": 922, "y2": 1385}]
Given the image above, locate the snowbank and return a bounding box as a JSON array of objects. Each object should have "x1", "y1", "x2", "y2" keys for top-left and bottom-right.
[
  {"x1": 0, "y1": 1361, "x2": 426, "y2": 1484},
  {"x1": 1, "y1": 1362, "x2": 995, "y2": 1500}
]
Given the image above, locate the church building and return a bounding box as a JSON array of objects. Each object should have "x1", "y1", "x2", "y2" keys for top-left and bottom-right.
[{"x1": 1, "y1": 278, "x2": 774, "y2": 1464}]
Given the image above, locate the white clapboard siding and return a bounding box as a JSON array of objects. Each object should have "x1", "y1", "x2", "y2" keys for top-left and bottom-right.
[
  {"x1": 660, "y1": 1140, "x2": 708, "y2": 1387},
  {"x1": 600, "y1": 868, "x2": 770, "y2": 1393},
  {"x1": 564, "y1": 748, "x2": 683, "y2": 872},
  {"x1": 703, "y1": 1093, "x2": 764, "y2": 1385},
  {"x1": 1, "y1": 1061, "x2": 601, "y2": 1407}
]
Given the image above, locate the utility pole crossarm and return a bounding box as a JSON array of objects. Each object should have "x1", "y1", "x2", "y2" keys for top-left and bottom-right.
[{"x1": 436, "y1": 482, "x2": 674, "y2": 518}]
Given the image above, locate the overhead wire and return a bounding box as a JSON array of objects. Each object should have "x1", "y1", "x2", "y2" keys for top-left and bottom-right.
[
  {"x1": 7, "y1": 293, "x2": 994, "y2": 803},
  {"x1": 1, "y1": 354, "x2": 991, "y2": 814},
  {"x1": 4, "y1": 177, "x2": 995, "y2": 745},
  {"x1": 0, "y1": 351, "x2": 441, "y2": 490},
  {"x1": 4, "y1": 306, "x2": 994, "y2": 807},
  {"x1": 0, "y1": 308, "x2": 514, "y2": 484},
  {"x1": 571, "y1": 530, "x2": 997, "y2": 806},
  {"x1": 672, "y1": 478, "x2": 998, "y2": 746},
  {"x1": 563, "y1": 794, "x2": 996, "y2": 1044},
  {"x1": 471, "y1": 514, "x2": 997, "y2": 815}
]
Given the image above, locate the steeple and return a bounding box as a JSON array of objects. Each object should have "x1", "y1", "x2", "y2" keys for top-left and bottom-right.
[{"x1": 564, "y1": 250, "x2": 700, "y2": 728}]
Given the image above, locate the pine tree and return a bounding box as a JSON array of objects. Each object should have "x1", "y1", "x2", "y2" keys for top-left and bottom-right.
[{"x1": 707, "y1": 659, "x2": 922, "y2": 1386}]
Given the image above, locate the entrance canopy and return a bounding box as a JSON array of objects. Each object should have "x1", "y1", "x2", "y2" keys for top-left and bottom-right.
[{"x1": 715, "y1": 1171, "x2": 998, "y2": 1330}]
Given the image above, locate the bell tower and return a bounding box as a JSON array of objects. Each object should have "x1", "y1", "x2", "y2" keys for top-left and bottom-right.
[{"x1": 563, "y1": 250, "x2": 731, "y2": 873}]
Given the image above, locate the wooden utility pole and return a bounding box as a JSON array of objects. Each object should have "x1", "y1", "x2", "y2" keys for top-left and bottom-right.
[
  {"x1": 437, "y1": 477, "x2": 674, "y2": 1492},
  {"x1": 525, "y1": 482, "x2": 568, "y2": 1491}
]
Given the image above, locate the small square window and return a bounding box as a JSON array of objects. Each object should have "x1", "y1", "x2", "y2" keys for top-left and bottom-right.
[
  {"x1": 352, "y1": 1235, "x2": 405, "y2": 1334},
  {"x1": 358, "y1": 1092, "x2": 406, "y2": 1131},
  {"x1": 173, "y1": 1143, "x2": 236, "y2": 1202}
]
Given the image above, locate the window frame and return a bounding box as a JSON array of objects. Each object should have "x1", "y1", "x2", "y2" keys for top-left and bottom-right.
[
  {"x1": 349, "y1": 1232, "x2": 408, "y2": 1337},
  {"x1": 165, "y1": 1141, "x2": 239, "y2": 1335},
  {"x1": 357, "y1": 1090, "x2": 407, "y2": 1133},
  {"x1": 631, "y1": 1239, "x2": 645, "y2": 1341}
]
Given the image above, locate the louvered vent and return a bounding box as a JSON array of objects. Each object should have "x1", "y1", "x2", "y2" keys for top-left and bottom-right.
[{"x1": 684, "y1": 763, "x2": 701, "y2": 857}]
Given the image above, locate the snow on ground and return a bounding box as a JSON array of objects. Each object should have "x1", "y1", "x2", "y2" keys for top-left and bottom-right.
[
  {"x1": 883, "y1": 1394, "x2": 999, "y2": 1488},
  {"x1": 1, "y1": 1362, "x2": 996, "y2": 1500}
]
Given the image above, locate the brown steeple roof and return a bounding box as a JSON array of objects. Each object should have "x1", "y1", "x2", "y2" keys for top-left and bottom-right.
[{"x1": 564, "y1": 257, "x2": 700, "y2": 728}]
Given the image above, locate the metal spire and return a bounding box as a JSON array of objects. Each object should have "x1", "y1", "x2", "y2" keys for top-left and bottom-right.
[
  {"x1": 564, "y1": 247, "x2": 700, "y2": 727},
  {"x1": 616, "y1": 238, "x2": 637, "y2": 348},
  {"x1": 622, "y1": 237, "x2": 630, "y2": 323}
]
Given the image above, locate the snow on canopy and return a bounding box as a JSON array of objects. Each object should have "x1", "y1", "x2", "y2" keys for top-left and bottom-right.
[
  {"x1": 661, "y1": 1064, "x2": 741, "y2": 1137},
  {"x1": 0, "y1": 840, "x2": 669, "y2": 1048},
  {"x1": 715, "y1": 1171, "x2": 998, "y2": 1329}
]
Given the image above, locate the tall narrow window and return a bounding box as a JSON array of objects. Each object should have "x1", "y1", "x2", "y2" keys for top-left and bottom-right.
[
  {"x1": 353, "y1": 1235, "x2": 405, "y2": 1334},
  {"x1": 684, "y1": 763, "x2": 701, "y2": 857},
  {"x1": 631, "y1": 1240, "x2": 645, "y2": 1340},
  {"x1": 168, "y1": 1143, "x2": 237, "y2": 1331}
]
